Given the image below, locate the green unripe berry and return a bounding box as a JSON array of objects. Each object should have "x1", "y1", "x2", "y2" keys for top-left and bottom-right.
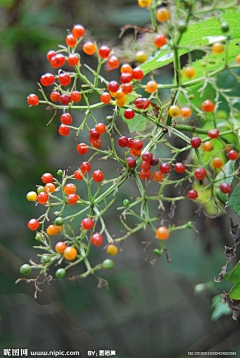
[
  {"x1": 177, "y1": 20, "x2": 187, "y2": 33},
  {"x1": 188, "y1": 94, "x2": 194, "y2": 100},
  {"x1": 123, "y1": 199, "x2": 130, "y2": 207},
  {"x1": 153, "y1": 248, "x2": 162, "y2": 256},
  {"x1": 186, "y1": 221, "x2": 194, "y2": 229},
  {"x1": 106, "y1": 116, "x2": 113, "y2": 123},
  {"x1": 54, "y1": 217, "x2": 64, "y2": 226},
  {"x1": 57, "y1": 169, "x2": 63, "y2": 176},
  {"x1": 35, "y1": 233, "x2": 43, "y2": 242},
  {"x1": 221, "y1": 22, "x2": 229, "y2": 33},
  {"x1": 20, "y1": 264, "x2": 31, "y2": 275},
  {"x1": 55, "y1": 268, "x2": 66, "y2": 279},
  {"x1": 37, "y1": 186, "x2": 44, "y2": 193},
  {"x1": 102, "y1": 259, "x2": 114, "y2": 270},
  {"x1": 41, "y1": 255, "x2": 51, "y2": 263}
]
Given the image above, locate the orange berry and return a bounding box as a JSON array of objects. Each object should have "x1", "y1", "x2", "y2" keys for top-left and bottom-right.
[
  {"x1": 212, "y1": 157, "x2": 223, "y2": 168},
  {"x1": 44, "y1": 183, "x2": 55, "y2": 193},
  {"x1": 156, "y1": 7, "x2": 170, "y2": 22},
  {"x1": 55, "y1": 242, "x2": 67, "y2": 254},
  {"x1": 156, "y1": 226, "x2": 170, "y2": 240},
  {"x1": 64, "y1": 247, "x2": 77, "y2": 261},
  {"x1": 183, "y1": 66, "x2": 196, "y2": 79},
  {"x1": 64, "y1": 183, "x2": 77, "y2": 195},
  {"x1": 202, "y1": 141, "x2": 213, "y2": 152},
  {"x1": 145, "y1": 80, "x2": 158, "y2": 93},
  {"x1": 46, "y1": 225, "x2": 59, "y2": 236},
  {"x1": 180, "y1": 107, "x2": 192, "y2": 118},
  {"x1": 212, "y1": 42, "x2": 224, "y2": 54},
  {"x1": 83, "y1": 41, "x2": 95, "y2": 55},
  {"x1": 168, "y1": 105, "x2": 181, "y2": 117}
]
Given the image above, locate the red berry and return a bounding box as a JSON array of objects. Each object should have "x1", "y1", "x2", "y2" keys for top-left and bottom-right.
[
  {"x1": 66, "y1": 33, "x2": 77, "y2": 47},
  {"x1": 46, "y1": 50, "x2": 56, "y2": 61},
  {"x1": 142, "y1": 152, "x2": 153, "y2": 162},
  {"x1": 120, "y1": 73, "x2": 132, "y2": 84},
  {"x1": 100, "y1": 92, "x2": 111, "y2": 104},
  {"x1": 132, "y1": 67, "x2": 144, "y2": 80},
  {"x1": 194, "y1": 167, "x2": 207, "y2": 180},
  {"x1": 152, "y1": 171, "x2": 163, "y2": 182},
  {"x1": 220, "y1": 183, "x2": 232, "y2": 193},
  {"x1": 227, "y1": 150, "x2": 238, "y2": 160},
  {"x1": 70, "y1": 91, "x2": 81, "y2": 102},
  {"x1": 174, "y1": 162, "x2": 186, "y2": 173},
  {"x1": 81, "y1": 218, "x2": 94, "y2": 230},
  {"x1": 91, "y1": 138, "x2": 102, "y2": 149},
  {"x1": 160, "y1": 163, "x2": 171, "y2": 174},
  {"x1": 127, "y1": 157, "x2": 136, "y2": 168},
  {"x1": 61, "y1": 113, "x2": 72, "y2": 125},
  {"x1": 140, "y1": 161, "x2": 151, "y2": 170},
  {"x1": 187, "y1": 189, "x2": 198, "y2": 199},
  {"x1": 92, "y1": 169, "x2": 104, "y2": 182},
  {"x1": 207, "y1": 128, "x2": 219, "y2": 139},
  {"x1": 108, "y1": 81, "x2": 119, "y2": 93},
  {"x1": 58, "y1": 73, "x2": 71, "y2": 86},
  {"x1": 122, "y1": 82, "x2": 133, "y2": 94},
  {"x1": 40, "y1": 73, "x2": 55, "y2": 86},
  {"x1": 95, "y1": 123, "x2": 106, "y2": 134},
  {"x1": 67, "y1": 193, "x2": 79, "y2": 205},
  {"x1": 72, "y1": 24, "x2": 85, "y2": 38},
  {"x1": 67, "y1": 53, "x2": 80, "y2": 66},
  {"x1": 150, "y1": 157, "x2": 159, "y2": 166},
  {"x1": 50, "y1": 53, "x2": 65, "y2": 68},
  {"x1": 139, "y1": 169, "x2": 151, "y2": 180},
  {"x1": 77, "y1": 143, "x2": 88, "y2": 155},
  {"x1": 154, "y1": 34, "x2": 167, "y2": 48},
  {"x1": 27, "y1": 94, "x2": 39, "y2": 106},
  {"x1": 37, "y1": 192, "x2": 49, "y2": 204},
  {"x1": 201, "y1": 99, "x2": 215, "y2": 112},
  {"x1": 58, "y1": 124, "x2": 70, "y2": 136},
  {"x1": 127, "y1": 138, "x2": 134, "y2": 148},
  {"x1": 121, "y1": 63, "x2": 133, "y2": 74},
  {"x1": 124, "y1": 108, "x2": 135, "y2": 120},
  {"x1": 107, "y1": 55, "x2": 119, "y2": 69},
  {"x1": 132, "y1": 139, "x2": 143, "y2": 150},
  {"x1": 118, "y1": 136, "x2": 128, "y2": 147},
  {"x1": 89, "y1": 128, "x2": 100, "y2": 138},
  {"x1": 41, "y1": 173, "x2": 53, "y2": 184},
  {"x1": 91, "y1": 233, "x2": 104, "y2": 246},
  {"x1": 99, "y1": 45, "x2": 111, "y2": 59},
  {"x1": 59, "y1": 94, "x2": 71, "y2": 105},
  {"x1": 190, "y1": 137, "x2": 202, "y2": 149},
  {"x1": 74, "y1": 170, "x2": 84, "y2": 180},
  {"x1": 28, "y1": 218, "x2": 40, "y2": 231},
  {"x1": 80, "y1": 161, "x2": 91, "y2": 174},
  {"x1": 135, "y1": 97, "x2": 150, "y2": 109},
  {"x1": 50, "y1": 91, "x2": 60, "y2": 102}
]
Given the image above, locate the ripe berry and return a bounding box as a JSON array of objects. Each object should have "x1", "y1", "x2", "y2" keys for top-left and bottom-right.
[
  {"x1": 37, "y1": 192, "x2": 49, "y2": 204},
  {"x1": 26, "y1": 191, "x2": 37, "y2": 202},
  {"x1": 180, "y1": 107, "x2": 192, "y2": 118},
  {"x1": 152, "y1": 171, "x2": 163, "y2": 182},
  {"x1": 220, "y1": 183, "x2": 232, "y2": 193},
  {"x1": 100, "y1": 92, "x2": 111, "y2": 104},
  {"x1": 50, "y1": 53, "x2": 65, "y2": 68},
  {"x1": 81, "y1": 218, "x2": 94, "y2": 230},
  {"x1": 124, "y1": 108, "x2": 135, "y2": 120},
  {"x1": 156, "y1": 226, "x2": 170, "y2": 240},
  {"x1": 58, "y1": 124, "x2": 70, "y2": 136},
  {"x1": 135, "y1": 50, "x2": 148, "y2": 64},
  {"x1": 150, "y1": 157, "x2": 159, "y2": 166},
  {"x1": 64, "y1": 247, "x2": 77, "y2": 261},
  {"x1": 89, "y1": 128, "x2": 100, "y2": 138},
  {"x1": 72, "y1": 24, "x2": 85, "y2": 38},
  {"x1": 154, "y1": 34, "x2": 167, "y2": 48},
  {"x1": 203, "y1": 141, "x2": 213, "y2": 152},
  {"x1": 122, "y1": 82, "x2": 133, "y2": 94},
  {"x1": 127, "y1": 138, "x2": 134, "y2": 148},
  {"x1": 44, "y1": 183, "x2": 55, "y2": 193},
  {"x1": 174, "y1": 162, "x2": 186, "y2": 173},
  {"x1": 118, "y1": 136, "x2": 128, "y2": 147},
  {"x1": 183, "y1": 66, "x2": 196, "y2": 79},
  {"x1": 74, "y1": 170, "x2": 84, "y2": 180},
  {"x1": 135, "y1": 97, "x2": 150, "y2": 109},
  {"x1": 120, "y1": 73, "x2": 132, "y2": 84},
  {"x1": 227, "y1": 150, "x2": 238, "y2": 160},
  {"x1": 236, "y1": 54, "x2": 240, "y2": 64},
  {"x1": 28, "y1": 219, "x2": 39, "y2": 231},
  {"x1": 55, "y1": 242, "x2": 67, "y2": 254},
  {"x1": 130, "y1": 148, "x2": 141, "y2": 157},
  {"x1": 132, "y1": 139, "x2": 143, "y2": 150},
  {"x1": 27, "y1": 94, "x2": 39, "y2": 106},
  {"x1": 207, "y1": 129, "x2": 219, "y2": 139},
  {"x1": 40, "y1": 73, "x2": 55, "y2": 86},
  {"x1": 132, "y1": 67, "x2": 144, "y2": 80},
  {"x1": 156, "y1": 7, "x2": 170, "y2": 22},
  {"x1": 138, "y1": 0, "x2": 152, "y2": 7},
  {"x1": 201, "y1": 99, "x2": 215, "y2": 112},
  {"x1": 58, "y1": 73, "x2": 71, "y2": 86},
  {"x1": 107, "y1": 244, "x2": 118, "y2": 256},
  {"x1": 83, "y1": 41, "x2": 96, "y2": 55},
  {"x1": 95, "y1": 123, "x2": 106, "y2": 134},
  {"x1": 61, "y1": 113, "x2": 72, "y2": 125},
  {"x1": 212, "y1": 42, "x2": 224, "y2": 54},
  {"x1": 142, "y1": 152, "x2": 153, "y2": 162},
  {"x1": 212, "y1": 157, "x2": 223, "y2": 168},
  {"x1": 91, "y1": 138, "x2": 102, "y2": 149},
  {"x1": 168, "y1": 105, "x2": 180, "y2": 117},
  {"x1": 99, "y1": 45, "x2": 111, "y2": 59},
  {"x1": 71, "y1": 91, "x2": 81, "y2": 102},
  {"x1": 108, "y1": 81, "x2": 119, "y2": 93},
  {"x1": 67, "y1": 53, "x2": 80, "y2": 66},
  {"x1": 141, "y1": 161, "x2": 151, "y2": 170},
  {"x1": 92, "y1": 169, "x2": 104, "y2": 182},
  {"x1": 91, "y1": 233, "x2": 103, "y2": 246},
  {"x1": 46, "y1": 50, "x2": 56, "y2": 61},
  {"x1": 121, "y1": 63, "x2": 133, "y2": 74},
  {"x1": 107, "y1": 55, "x2": 119, "y2": 69},
  {"x1": 64, "y1": 183, "x2": 77, "y2": 195},
  {"x1": 190, "y1": 137, "x2": 201, "y2": 149},
  {"x1": 66, "y1": 33, "x2": 77, "y2": 47},
  {"x1": 47, "y1": 225, "x2": 59, "y2": 236},
  {"x1": 67, "y1": 193, "x2": 79, "y2": 205},
  {"x1": 59, "y1": 94, "x2": 71, "y2": 105},
  {"x1": 41, "y1": 173, "x2": 53, "y2": 184},
  {"x1": 145, "y1": 80, "x2": 157, "y2": 93},
  {"x1": 194, "y1": 167, "x2": 207, "y2": 180},
  {"x1": 50, "y1": 91, "x2": 60, "y2": 102},
  {"x1": 187, "y1": 189, "x2": 198, "y2": 199},
  {"x1": 80, "y1": 161, "x2": 91, "y2": 173},
  {"x1": 127, "y1": 157, "x2": 136, "y2": 168},
  {"x1": 160, "y1": 163, "x2": 171, "y2": 174},
  {"x1": 139, "y1": 170, "x2": 151, "y2": 180}
]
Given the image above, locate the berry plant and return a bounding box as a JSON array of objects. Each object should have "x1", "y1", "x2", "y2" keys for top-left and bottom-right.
[{"x1": 20, "y1": 0, "x2": 240, "y2": 316}]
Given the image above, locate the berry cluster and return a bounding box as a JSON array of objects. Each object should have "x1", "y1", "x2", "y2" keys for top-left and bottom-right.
[{"x1": 22, "y1": 1, "x2": 240, "y2": 289}]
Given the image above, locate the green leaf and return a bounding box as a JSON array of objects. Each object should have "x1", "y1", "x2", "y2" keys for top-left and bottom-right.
[
  {"x1": 215, "y1": 160, "x2": 235, "y2": 204},
  {"x1": 229, "y1": 282, "x2": 240, "y2": 300},
  {"x1": 224, "y1": 261, "x2": 240, "y2": 284},
  {"x1": 122, "y1": 114, "x2": 149, "y2": 133},
  {"x1": 227, "y1": 182, "x2": 240, "y2": 215},
  {"x1": 211, "y1": 294, "x2": 231, "y2": 320},
  {"x1": 141, "y1": 11, "x2": 240, "y2": 76}
]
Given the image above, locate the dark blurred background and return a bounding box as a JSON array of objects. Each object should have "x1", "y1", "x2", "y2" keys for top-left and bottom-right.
[{"x1": 1, "y1": 1, "x2": 240, "y2": 357}]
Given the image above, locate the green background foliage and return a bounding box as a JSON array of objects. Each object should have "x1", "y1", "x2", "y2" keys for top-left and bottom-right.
[{"x1": 1, "y1": 1, "x2": 240, "y2": 357}]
